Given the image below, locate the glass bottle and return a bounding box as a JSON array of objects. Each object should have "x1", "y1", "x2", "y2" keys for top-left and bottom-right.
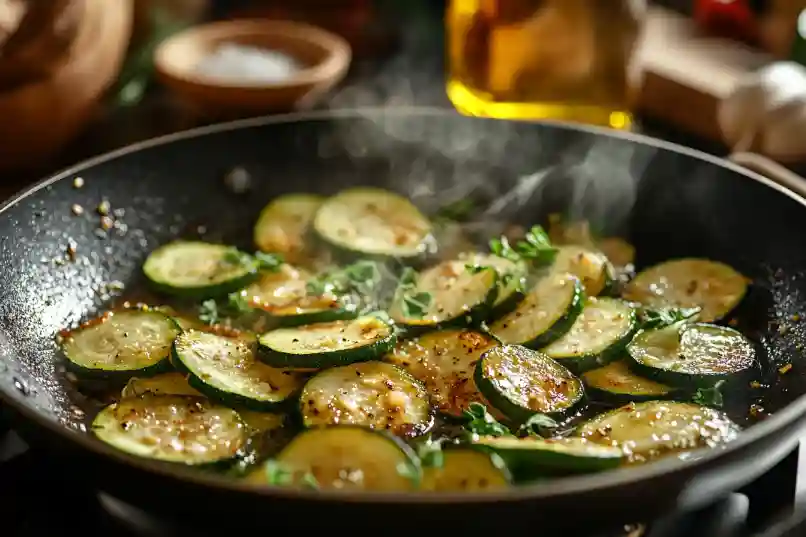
[{"x1": 446, "y1": 0, "x2": 646, "y2": 130}]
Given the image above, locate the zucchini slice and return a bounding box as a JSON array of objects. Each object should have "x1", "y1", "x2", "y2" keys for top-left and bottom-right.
[
  {"x1": 622, "y1": 258, "x2": 748, "y2": 322},
  {"x1": 582, "y1": 360, "x2": 676, "y2": 403},
  {"x1": 313, "y1": 187, "x2": 432, "y2": 259},
  {"x1": 61, "y1": 309, "x2": 179, "y2": 377},
  {"x1": 389, "y1": 258, "x2": 498, "y2": 327},
  {"x1": 575, "y1": 400, "x2": 741, "y2": 464},
  {"x1": 143, "y1": 241, "x2": 260, "y2": 299},
  {"x1": 247, "y1": 426, "x2": 420, "y2": 491},
  {"x1": 92, "y1": 395, "x2": 249, "y2": 465},
  {"x1": 121, "y1": 372, "x2": 202, "y2": 398},
  {"x1": 474, "y1": 436, "x2": 622, "y2": 476},
  {"x1": 421, "y1": 448, "x2": 511, "y2": 491},
  {"x1": 299, "y1": 361, "x2": 433, "y2": 438},
  {"x1": 172, "y1": 330, "x2": 304, "y2": 411},
  {"x1": 257, "y1": 314, "x2": 396, "y2": 369},
  {"x1": 253, "y1": 194, "x2": 324, "y2": 265},
  {"x1": 475, "y1": 345, "x2": 585, "y2": 422},
  {"x1": 461, "y1": 252, "x2": 528, "y2": 317},
  {"x1": 542, "y1": 297, "x2": 637, "y2": 373},
  {"x1": 120, "y1": 373, "x2": 284, "y2": 433},
  {"x1": 549, "y1": 245, "x2": 613, "y2": 297},
  {"x1": 244, "y1": 265, "x2": 358, "y2": 327},
  {"x1": 489, "y1": 273, "x2": 584, "y2": 348},
  {"x1": 383, "y1": 329, "x2": 499, "y2": 418},
  {"x1": 627, "y1": 322, "x2": 756, "y2": 388}
]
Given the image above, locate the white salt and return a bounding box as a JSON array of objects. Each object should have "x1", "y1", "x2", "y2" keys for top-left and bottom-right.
[{"x1": 194, "y1": 43, "x2": 302, "y2": 85}]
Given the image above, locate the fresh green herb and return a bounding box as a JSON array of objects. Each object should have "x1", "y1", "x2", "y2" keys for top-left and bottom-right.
[
  {"x1": 395, "y1": 461, "x2": 421, "y2": 486},
  {"x1": 226, "y1": 291, "x2": 252, "y2": 315},
  {"x1": 417, "y1": 439, "x2": 445, "y2": 469},
  {"x1": 638, "y1": 306, "x2": 701, "y2": 331},
  {"x1": 198, "y1": 299, "x2": 220, "y2": 325},
  {"x1": 222, "y1": 249, "x2": 253, "y2": 267},
  {"x1": 300, "y1": 472, "x2": 320, "y2": 490},
  {"x1": 435, "y1": 198, "x2": 477, "y2": 222},
  {"x1": 518, "y1": 413, "x2": 559, "y2": 437},
  {"x1": 306, "y1": 260, "x2": 381, "y2": 296},
  {"x1": 402, "y1": 291, "x2": 432, "y2": 319},
  {"x1": 490, "y1": 225, "x2": 557, "y2": 266},
  {"x1": 255, "y1": 252, "x2": 284, "y2": 272},
  {"x1": 466, "y1": 264, "x2": 517, "y2": 291},
  {"x1": 692, "y1": 380, "x2": 726, "y2": 408},
  {"x1": 465, "y1": 264, "x2": 494, "y2": 275},
  {"x1": 265, "y1": 460, "x2": 294, "y2": 486},
  {"x1": 462, "y1": 402, "x2": 512, "y2": 437}
]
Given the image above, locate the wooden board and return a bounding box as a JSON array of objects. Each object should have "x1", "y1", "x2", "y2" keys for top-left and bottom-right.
[{"x1": 637, "y1": 6, "x2": 772, "y2": 142}]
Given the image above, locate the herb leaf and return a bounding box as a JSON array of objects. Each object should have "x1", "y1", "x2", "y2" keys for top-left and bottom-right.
[
  {"x1": 417, "y1": 439, "x2": 445, "y2": 469},
  {"x1": 462, "y1": 402, "x2": 512, "y2": 437},
  {"x1": 490, "y1": 225, "x2": 557, "y2": 266},
  {"x1": 638, "y1": 306, "x2": 701, "y2": 331},
  {"x1": 198, "y1": 299, "x2": 219, "y2": 325},
  {"x1": 265, "y1": 460, "x2": 294, "y2": 486},
  {"x1": 692, "y1": 380, "x2": 726, "y2": 408},
  {"x1": 396, "y1": 461, "x2": 421, "y2": 487},
  {"x1": 255, "y1": 252, "x2": 284, "y2": 272},
  {"x1": 518, "y1": 413, "x2": 559, "y2": 437},
  {"x1": 402, "y1": 291, "x2": 432, "y2": 319},
  {"x1": 306, "y1": 260, "x2": 381, "y2": 297},
  {"x1": 435, "y1": 198, "x2": 477, "y2": 222},
  {"x1": 222, "y1": 248, "x2": 253, "y2": 267}
]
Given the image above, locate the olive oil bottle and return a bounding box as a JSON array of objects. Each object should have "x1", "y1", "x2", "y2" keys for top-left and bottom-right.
[{"x1": 446, "y1": 0, "x2": 646, "y2": 130}]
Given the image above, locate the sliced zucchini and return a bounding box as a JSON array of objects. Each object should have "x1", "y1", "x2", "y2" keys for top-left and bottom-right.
[
  {"x1": 244, "y1": 265, "x2": 358, "y2": 327},
  {"x1": 421, "y1": 448, "x2": 511, "y2": 491},
  {"x1": 121, "y1": 372, "x2": 201, "y2": 398},
  {"x1": 61, "y1": 309, "x2": 179, "y2": 377},
  {"x1": 575, "y1": 400, "x2": 741, "y2": 464},
  {"x1": 542, "y1": 297, "x2": 637, "y2": 373},
  {"x1": 257, "y1": 314, "x2": 396, "y2": 369},
  {"x1": 143, "y1": 241, "x2": 259, "y2": 299},
  {"x1": 474, "y1": 436, "x2": 622, "y2": 476},
  {"x1": 389, "y1": 258, "x2": 498, "y2": 327},
  {"x1": 247, "y1": 426, "x2": 420, "y2": 491},
  {"x1": 313, "y1": 187, "x2": 432, "y2": 259},
  {"x1": 172, "y1": 330, "x2": 304, "y2": 411},
  {"x1": 461, "y1": 252, "x2": 528, "y2": 317},
  {"x1": 622, "y1": 258, "x2": 748, "y2": 322},
  {"x1": 92, "y1": 395, "x2": 249, "y2": 465},
  {"x1": 475, "y1": 345, "x2": 585, "y2": 422},
  {"x1": 549, "y1": 245, "x2": 613, "y2": 297},
  {"x1": 383, "y1": 329, "x2": 499, "y2": 418},
  {"x1": 582, "y1": 360, "x2": 676, "y2": 403},
  {"x1": 627, "y1": 322, "x2": 756, "y2": 388},
  {"x1": 253, "y1": 194, "x2": 324, "y2": 265},
  {"x1": 299, "y1": 361, "x2": 433, "y2": 438},
  {"x1": 597, "y1": 238, "x2": 635, "y2": 269},
  {"x1": 489, "y1": 273, "x2": 584, "y2": 348}
]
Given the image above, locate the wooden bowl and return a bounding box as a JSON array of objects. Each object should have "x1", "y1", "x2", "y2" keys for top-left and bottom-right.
[{"x1": 154, "y1": 19, "x2": 352, "y2": 118}]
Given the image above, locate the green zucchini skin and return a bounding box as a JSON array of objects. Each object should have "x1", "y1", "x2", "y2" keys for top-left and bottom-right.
[
  {"x1": 257, "y1": 315, "x2": 397, "y2": 369},
  {"x1": 581, "y1": 360, "x2": 679, "y2": 404},
  {"x1": 489, "y1": 273, "x2": 584, "y2": 350},
  {"x1": 473, "y1": 436, "x2": 622, "y2": 479},
  {"x1": 60, "y1": 309, "x2": 180, "y2": 380},
  {"x1": 541, "y1": 298, "x2": 638, "y2": 374},
  {"x1": 626, "y1": 322, "x2": 756, "y2": 389},
  {"x1": 172, "y1": 330, "x2": 304, "y2": 412},
  {"x1": 143, "y1": 241, "x2": 260, "y2": 299},
  {"x1": 474, "y1": 344, "x2": 585, "y2": 423}
]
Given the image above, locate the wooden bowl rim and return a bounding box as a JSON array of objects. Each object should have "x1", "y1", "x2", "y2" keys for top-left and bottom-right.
[{"x1": 154, "y1": 18, "x2": 352, "y2": 91}]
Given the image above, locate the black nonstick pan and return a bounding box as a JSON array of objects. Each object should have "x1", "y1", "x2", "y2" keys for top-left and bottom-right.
[{"x1": 2, "y1": 108, "x2": 806, "y2": 534}]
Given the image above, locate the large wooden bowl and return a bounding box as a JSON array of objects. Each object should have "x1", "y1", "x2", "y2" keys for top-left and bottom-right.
[{"x1": 0, "y1": 0, "x2": 132, "y2": 176}]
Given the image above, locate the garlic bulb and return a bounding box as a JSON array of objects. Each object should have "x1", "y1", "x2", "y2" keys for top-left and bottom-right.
[{"x1": 719, "y1": 61, "x2": 806, "y2": 162}]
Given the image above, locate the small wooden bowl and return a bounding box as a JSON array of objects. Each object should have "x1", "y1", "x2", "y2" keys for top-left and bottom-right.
[{"x1": 154, "y1": 19, "x2": 352, "y2": 118}]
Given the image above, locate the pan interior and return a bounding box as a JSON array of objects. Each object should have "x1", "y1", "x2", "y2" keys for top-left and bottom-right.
[{"x1": 0, "y1": 109, "x2": 805, "y2": 469}]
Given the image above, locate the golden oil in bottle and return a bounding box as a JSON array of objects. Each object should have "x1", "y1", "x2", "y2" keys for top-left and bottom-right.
[{"x1": 446, "y1": 0, "x2": 645, "y2": 130}]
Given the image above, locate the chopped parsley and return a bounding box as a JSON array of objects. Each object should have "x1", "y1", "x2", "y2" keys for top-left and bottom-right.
[
  {"x1": 517, "y1": 413, "x2": 558, "y2": 437},
  {"x1": 395, "y1": 267, "x2": 432, "y2": 319},
  {"x1": 462, "y1": 402, "x2": 512, "y2": 437},
  {"x1": 255, "y1": 251, "x2": 283, "y2": 272},
  {"x1": 489, "y1": 225, "x2": 556, "y2": 266},
  {"x1": 417, "y1": 439, "x2": 445, "y2": 469},
  {"x1": 306, "y1": 260, "x2": 380, "y2": 297},
  {"x1": 692, "y1": 380, "x2": 726, "y2": 408},
  {"x1": 197, "y1": 291, "x2": 252, "y2": 326},
  {"x1": 638, "y1": 306, "x2": 701, "y2": 331}
]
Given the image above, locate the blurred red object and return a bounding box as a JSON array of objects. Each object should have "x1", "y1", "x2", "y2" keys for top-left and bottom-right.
[
  {"x1": 694, "y1": 0, "x2": 758, "y2": 44},
  {"x1": 229, "y1": 0, "x2": 395, "y2": 58}
]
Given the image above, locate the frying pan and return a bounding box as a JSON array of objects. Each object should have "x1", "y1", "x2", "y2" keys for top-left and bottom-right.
[{"x1": 2, "y1": 107, "x2": 806, "y2": 534}]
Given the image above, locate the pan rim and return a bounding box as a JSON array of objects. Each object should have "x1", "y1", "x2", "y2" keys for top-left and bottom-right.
[{"x1": 1, "y1": 106, "x2": 805, "y2": 505}]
